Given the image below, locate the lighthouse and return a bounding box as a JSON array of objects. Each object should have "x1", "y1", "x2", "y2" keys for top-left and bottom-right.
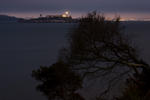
[{"x1": 62, "y1": 11, "x2": 70, "y2": 18}]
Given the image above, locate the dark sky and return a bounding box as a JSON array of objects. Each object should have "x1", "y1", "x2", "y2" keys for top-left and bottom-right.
[{"x1": 1, "y1": 0, "x2": 150, "y2": 13}]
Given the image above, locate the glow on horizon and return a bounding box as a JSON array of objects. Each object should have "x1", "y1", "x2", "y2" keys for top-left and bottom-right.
[{"x1": 1, "y1": 11, "x2": 150, "y2": 21}]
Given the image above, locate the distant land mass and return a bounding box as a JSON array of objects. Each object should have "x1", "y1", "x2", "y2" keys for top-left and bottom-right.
[
  {"x1": 0, "y1": 15, "x2": 21, "y2": 22},
  {"x1": 18, "y1": 12, "x2": 79, "y2": 23}
]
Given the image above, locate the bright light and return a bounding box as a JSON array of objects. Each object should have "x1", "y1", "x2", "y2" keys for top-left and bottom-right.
[
  {"x1": 65, "y1": 11, "x2": 69, "y2": 15},
  {"x1": 62, "y1": 11, "x2": 70, "y2": 17},
  {"x1": 62, "y1": 14, "x2": 67, "y2": 17}
]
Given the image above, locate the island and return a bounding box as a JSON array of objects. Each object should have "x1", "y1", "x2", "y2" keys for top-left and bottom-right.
[{"x1": 18, "y1": 11, "x2": 79, "y2": 23}]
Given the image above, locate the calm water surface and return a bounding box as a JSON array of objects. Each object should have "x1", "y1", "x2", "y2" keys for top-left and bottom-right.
[{"x1": 0, "y1": 22, "x2": 74, "y2": 100}]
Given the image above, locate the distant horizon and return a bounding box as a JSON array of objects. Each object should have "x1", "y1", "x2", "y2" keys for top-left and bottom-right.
[{"x1": 1, "y1": 11, "x2": 150, "y2": 21}]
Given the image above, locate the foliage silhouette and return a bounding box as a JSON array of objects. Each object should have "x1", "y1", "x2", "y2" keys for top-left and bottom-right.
[
  {"x1": 32, "y1": 61, "x2": 83, "y2": 100},
  {"x1": 32, "y1": 11, "x2": 150, "y2": 100},
  {"x1": 60, "y1": 11, "x2": 150, "y2": 96}
]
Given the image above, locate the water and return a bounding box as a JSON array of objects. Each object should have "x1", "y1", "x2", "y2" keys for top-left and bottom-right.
[
  {"x1": 0, "y1": 22, "x2": 150, "y2": 100},
  {"x1": 0, "y1": 22, "x2": 75, "y2": 100},
  {"x1": 124, "y1": 21, "x2": 150, "y2": 63}
]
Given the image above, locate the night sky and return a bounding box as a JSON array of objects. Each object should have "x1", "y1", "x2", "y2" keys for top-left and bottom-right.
[{"x1": 0, "y1": 0, "x2": 150, "y2": 19}]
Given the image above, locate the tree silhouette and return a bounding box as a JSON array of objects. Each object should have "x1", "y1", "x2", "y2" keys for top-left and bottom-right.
[
  {"x1": 60, "y1": 11, "x2": 149, "y2": 94},
  {"x1": 32, "y1": 11, "x2": 150, "y2": 99},
  {"x1": 32, "y1": 61, "x2": 83, "y2": 100}
]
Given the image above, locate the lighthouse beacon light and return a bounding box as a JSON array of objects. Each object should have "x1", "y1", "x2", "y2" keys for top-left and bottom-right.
[{"x1": 62, "y1": 11, "x2": 70, "y2": 18}]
